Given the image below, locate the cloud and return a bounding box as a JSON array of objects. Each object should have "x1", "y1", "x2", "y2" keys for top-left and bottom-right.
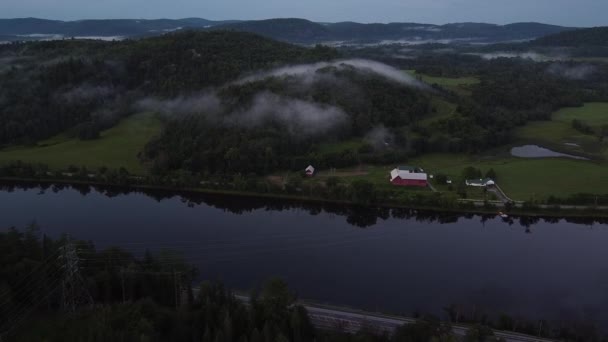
[
  {"x1": 470, "y1": 52, "x2": 563, "y2": 62},
  {"x1": 234, "y1": 59, "x2": 428, "y2": 89},
  {"x1": 137, "y1": 91, "x2": 348, "y2": 136},
  {"x1": 229, "y1": 92, "x2": 347, "y2": 135},
  {"x1": 546, "y1": 63, "x2": 597, "y2": 80},
  {"x1": 365, "y1": 125, "x2": 394, "y2": 150},
  {"x1": 61, "y1": 84, "x2": 116, "y2": 103},
  {"x1": 136, "y1": 92, "x2": 222, "y2": 118}
]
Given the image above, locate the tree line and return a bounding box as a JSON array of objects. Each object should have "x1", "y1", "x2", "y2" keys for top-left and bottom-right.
[{"x1": 3, "y1": 226, "x2": 604, "y2": 341}]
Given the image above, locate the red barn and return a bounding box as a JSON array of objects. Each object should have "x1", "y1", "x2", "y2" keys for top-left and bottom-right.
[{"x1": 390, "y1": 167, "x2": 428, "y2": 187}]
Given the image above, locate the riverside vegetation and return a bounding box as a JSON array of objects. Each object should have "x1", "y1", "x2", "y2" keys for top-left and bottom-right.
[{"x1": 1, "y1": 225, "x2": 604, "y2": 341}]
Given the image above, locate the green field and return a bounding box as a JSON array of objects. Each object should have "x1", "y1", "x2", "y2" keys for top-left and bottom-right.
[
  {"x1": 405, "y1": 70, "x2": 480, "y2": 88},
  {"x1": 514, "y1": 102, "x2": 608, "y2": 158},
  {"x1": 554, "y1": 102, "x2": 608, "y2": 127},
  {"x1": 314, "y1": 153, "x2": 608, "y2": 201},
  {"x1": 409, "y1": 154, "x2": 608, "y2": 200},
  {"x1": 420, "y1": 97, "x2": 458, "y2": 125},
  {"x1": 0, "y1": 113, "x2": 162, "y2": 174},
  {"x1": 317, "y1": 139, "x2": 365, "y2": 154}
]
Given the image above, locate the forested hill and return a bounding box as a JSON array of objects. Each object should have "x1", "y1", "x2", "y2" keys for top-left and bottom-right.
[
  {"x1": 209, "y1": 19, "x2": 574, "y2": 44},
  {"x1": 532, "y1": 26, "x2": 608, "y2": 46},
  {"x1": 0, "y1": 17, "x2": 233, "y2": 37},
  {"x1": 0, "y1": 31, "x2": 338, "y2": 144},
  {"x1": 210, "y1": 18, "x2": 332, "y2": 43}
]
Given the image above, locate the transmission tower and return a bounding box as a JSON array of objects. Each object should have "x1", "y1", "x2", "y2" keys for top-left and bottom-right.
[{"x1": 60, "y1": 238, "x2": 93, "y2": 313}]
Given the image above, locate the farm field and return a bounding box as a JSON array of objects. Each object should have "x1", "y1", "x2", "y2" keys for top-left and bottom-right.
[
  {"x1": 514, "y1": 102, "x2": 608, "y2": 158},
  {"x1": 554, "y1": 102, "x2": 608, "y2": 127},
  {"x1": 0, "y1": 113, "x2": 162, "y2": 174},
  {"x1": 409, "y1": 154, "x2": 608, "y2": 201},
  {"x1": 405, "y1": 70, "x2": 480, "y2": 87},
  {"x1": 311, "y1": 153, "x2": 608, "y2": 201}
]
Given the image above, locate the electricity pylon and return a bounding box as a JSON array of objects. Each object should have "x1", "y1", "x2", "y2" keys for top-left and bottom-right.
[{"x1": 60, "y1": 239, "x2": 93, "y2": 313}]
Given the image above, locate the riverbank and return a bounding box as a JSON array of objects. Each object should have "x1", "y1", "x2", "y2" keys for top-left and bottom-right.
[{"x1": 1, "y1": 176, "x2": 607, "y2": 220}]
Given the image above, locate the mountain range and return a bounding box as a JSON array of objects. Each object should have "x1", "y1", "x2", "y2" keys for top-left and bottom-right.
[{"x1": 0, "y1": 17, "x2": 576, "y2": 44}]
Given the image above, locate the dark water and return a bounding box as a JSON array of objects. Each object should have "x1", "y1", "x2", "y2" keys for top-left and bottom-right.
[
  {"x1": 2, "y1": 182, "x2": 608, "y2": 325},
  {"x1": 511, "y1": 144, "x2": 588, "y2": 160}
]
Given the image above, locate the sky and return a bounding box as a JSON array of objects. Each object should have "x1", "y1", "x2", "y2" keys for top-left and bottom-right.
[{"x1": 1, "y1": 0, "x2": 606, "y2": 27}]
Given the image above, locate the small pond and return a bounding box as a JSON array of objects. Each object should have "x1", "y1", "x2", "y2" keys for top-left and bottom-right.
[{"x1": 511, "y1": 145, "x2": 588, "y2": 160}]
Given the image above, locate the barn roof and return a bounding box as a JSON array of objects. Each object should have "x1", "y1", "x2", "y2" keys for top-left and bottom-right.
[
  {"x1": 398, "y1": 166, "x2": 418, "y2": 172},
  {"x1": 391, "y1": 168, "x2": 427, "y2": 181}
]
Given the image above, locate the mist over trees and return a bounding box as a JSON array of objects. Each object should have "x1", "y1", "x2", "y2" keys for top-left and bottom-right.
[
  {"x1": 0, "y1": 31, "x2": 337, "y2": 145},
  {"x1": 1, "y1": 29, "x2": 608, "y2": 178}
]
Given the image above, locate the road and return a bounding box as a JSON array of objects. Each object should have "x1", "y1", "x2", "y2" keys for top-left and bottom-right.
[{"x1": 232, "y1": 295, "x2": 556, "y2": 342}]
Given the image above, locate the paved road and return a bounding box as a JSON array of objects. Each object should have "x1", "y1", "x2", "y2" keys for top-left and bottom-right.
[{"x1": 232, "y1": 295, "x2": 556, "y2": 342}]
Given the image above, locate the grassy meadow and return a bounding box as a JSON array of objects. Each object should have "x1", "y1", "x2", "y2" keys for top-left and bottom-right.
[
  {"x1": 405, "y1": 70, "x2": 479, "y2": 96},
  {"x1": 405, "y1": 70, "x2": 480, "y2": 87},
  {"x1": 0, "y1": 113, "x2": 162, "y2": 174},
  {"x1": 309, "y1": 99, "x2": 608, "y2": 202},
  {"x1": 554, "y1": 102, "x2": 608, "y2": 127},
  {"x1": 514, "y1": 102, "x2": 608, "y2": 158},
  {"x1": 304, "y1": 153, "x2": 608, "y2": 201}
]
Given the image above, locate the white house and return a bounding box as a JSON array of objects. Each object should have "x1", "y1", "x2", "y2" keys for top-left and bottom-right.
[
  {"x1": 465, "y1": 178, "x2": 495, "y2": 187},
  {"x1": 305, "y1": 165, "x2": 315, "y2": 177}
]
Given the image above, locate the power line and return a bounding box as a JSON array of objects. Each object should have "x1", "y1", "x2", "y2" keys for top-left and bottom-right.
[
  {"x1": 0, "y1": 247, "x2": 63, "y2": 301},
  {"x1": 0, "y1": 258, "x2": 63, "y2": 311},
  {"x1": 60, "y1": 238, "x2": 93, "y2": 313}
]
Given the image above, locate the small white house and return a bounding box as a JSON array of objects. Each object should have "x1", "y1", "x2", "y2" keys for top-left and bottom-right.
[
  {"x1": 305, "y1": 165, "x2": 315, "y2": 177},
  {"x1": 465, "y1": 178, "x2": 495, "y2": 187}
]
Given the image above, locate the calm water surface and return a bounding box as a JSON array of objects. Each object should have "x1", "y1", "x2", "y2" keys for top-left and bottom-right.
[
  {"x1": 1, "y1": 182, "x2": 608, "y2": 325},
  {"x1": 511, "y1": 145, "x2": 588, "y2": 160}
]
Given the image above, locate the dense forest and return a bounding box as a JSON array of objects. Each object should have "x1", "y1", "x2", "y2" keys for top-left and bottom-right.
[
  {"x1": 1, "y1": 226, "x2": 604, "y2": 341},
  {"x1": 0, "y1": 31, "x2": 337, "y2": 145},
  {"x1": 532, "y1": 27, "x2": 608, "y2": 47}
]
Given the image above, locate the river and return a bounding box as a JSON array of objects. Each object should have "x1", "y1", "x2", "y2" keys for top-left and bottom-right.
[{"x1": 2, "y1": 182, "x2": 608, "y2": 326}]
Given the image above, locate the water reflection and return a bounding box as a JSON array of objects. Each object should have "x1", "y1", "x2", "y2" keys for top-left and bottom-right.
[
  {"x1": 1, "y1": 181, "x2": 606, "y2": 229},
  {"x1": 2, "y1": 180, "x2": 608, "y2": 328},
  {"x1": 511, "y1": 145, "x2": 589, "y2": 160}
]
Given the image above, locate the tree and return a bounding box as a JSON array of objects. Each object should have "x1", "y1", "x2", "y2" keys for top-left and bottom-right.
[
  {"x1": 464, "y1": 324, "x2": 495, "y2": 342},
  {"x1": 350, "y1": 179, "x2": 376, "y2": 204},
  {"x1": 461, "y1": 167, "x2": 482, "y2": 181},
  {"x1": 260, "y1": 278, "x2": 295, "y2": 325},
  {"x1": 435, "y1": 174, "x2": 448, "y2": 184},
  {"x1": 326, "y1": 176, "x2": 341, "y2": 188},
  {"x1": 485, "y1": 168, "x2": 497, "y2": 181}
]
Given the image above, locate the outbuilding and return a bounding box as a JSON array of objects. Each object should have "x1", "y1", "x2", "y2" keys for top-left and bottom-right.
[
  {"x1": 465, "y1": 178, "x2": 495, "y2": 187},
  {"x1": 305, "y1": 165, "x2": 315, "y2": 177}
]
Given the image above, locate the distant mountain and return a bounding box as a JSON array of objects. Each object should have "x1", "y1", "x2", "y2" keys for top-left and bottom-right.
[
  {"x1": 532, "y1": 26, "x2": 608, "y2": 46},
  {"x1": 215, "y1": 19, "x2": 575, "y2": 44},
  {"x1": 210, "y1": 18, "x2": 331, "y2": 43},
  {"x1": 0, "y1": 17, "x2": 233, "y2": 39},
  {"x1": 0, "y1": 17, "x2": 575, "y2": 44}
]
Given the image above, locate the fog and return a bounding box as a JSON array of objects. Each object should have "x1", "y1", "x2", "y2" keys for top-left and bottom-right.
[
  {"x1": 470, "y1": 52, "x2": 564, "y2": 62},
  {"x1": 235, "y1": 59, "x2": 427, "y2": 89},
  {"x1": 61, "y1": 84, "x2": 116, "y2": 104},
  {"x1": 547, "y1": 63, "x2": 597, "y2": 80},
  {"x1": 137, "y1": 93, "x2": 223, "y2": 118},
  {"x1": 365, "y1": 125, "x2": 394, "y2": 150},
  {"x1": 135, "y1": 58, "x2": 428, "y2": 136},
  {"x1": 137, "y1": 91, "x2": 347, "y2": 136},
  {"x1": 229, "y1": 92, "x2": 347, "y2": 135}
]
